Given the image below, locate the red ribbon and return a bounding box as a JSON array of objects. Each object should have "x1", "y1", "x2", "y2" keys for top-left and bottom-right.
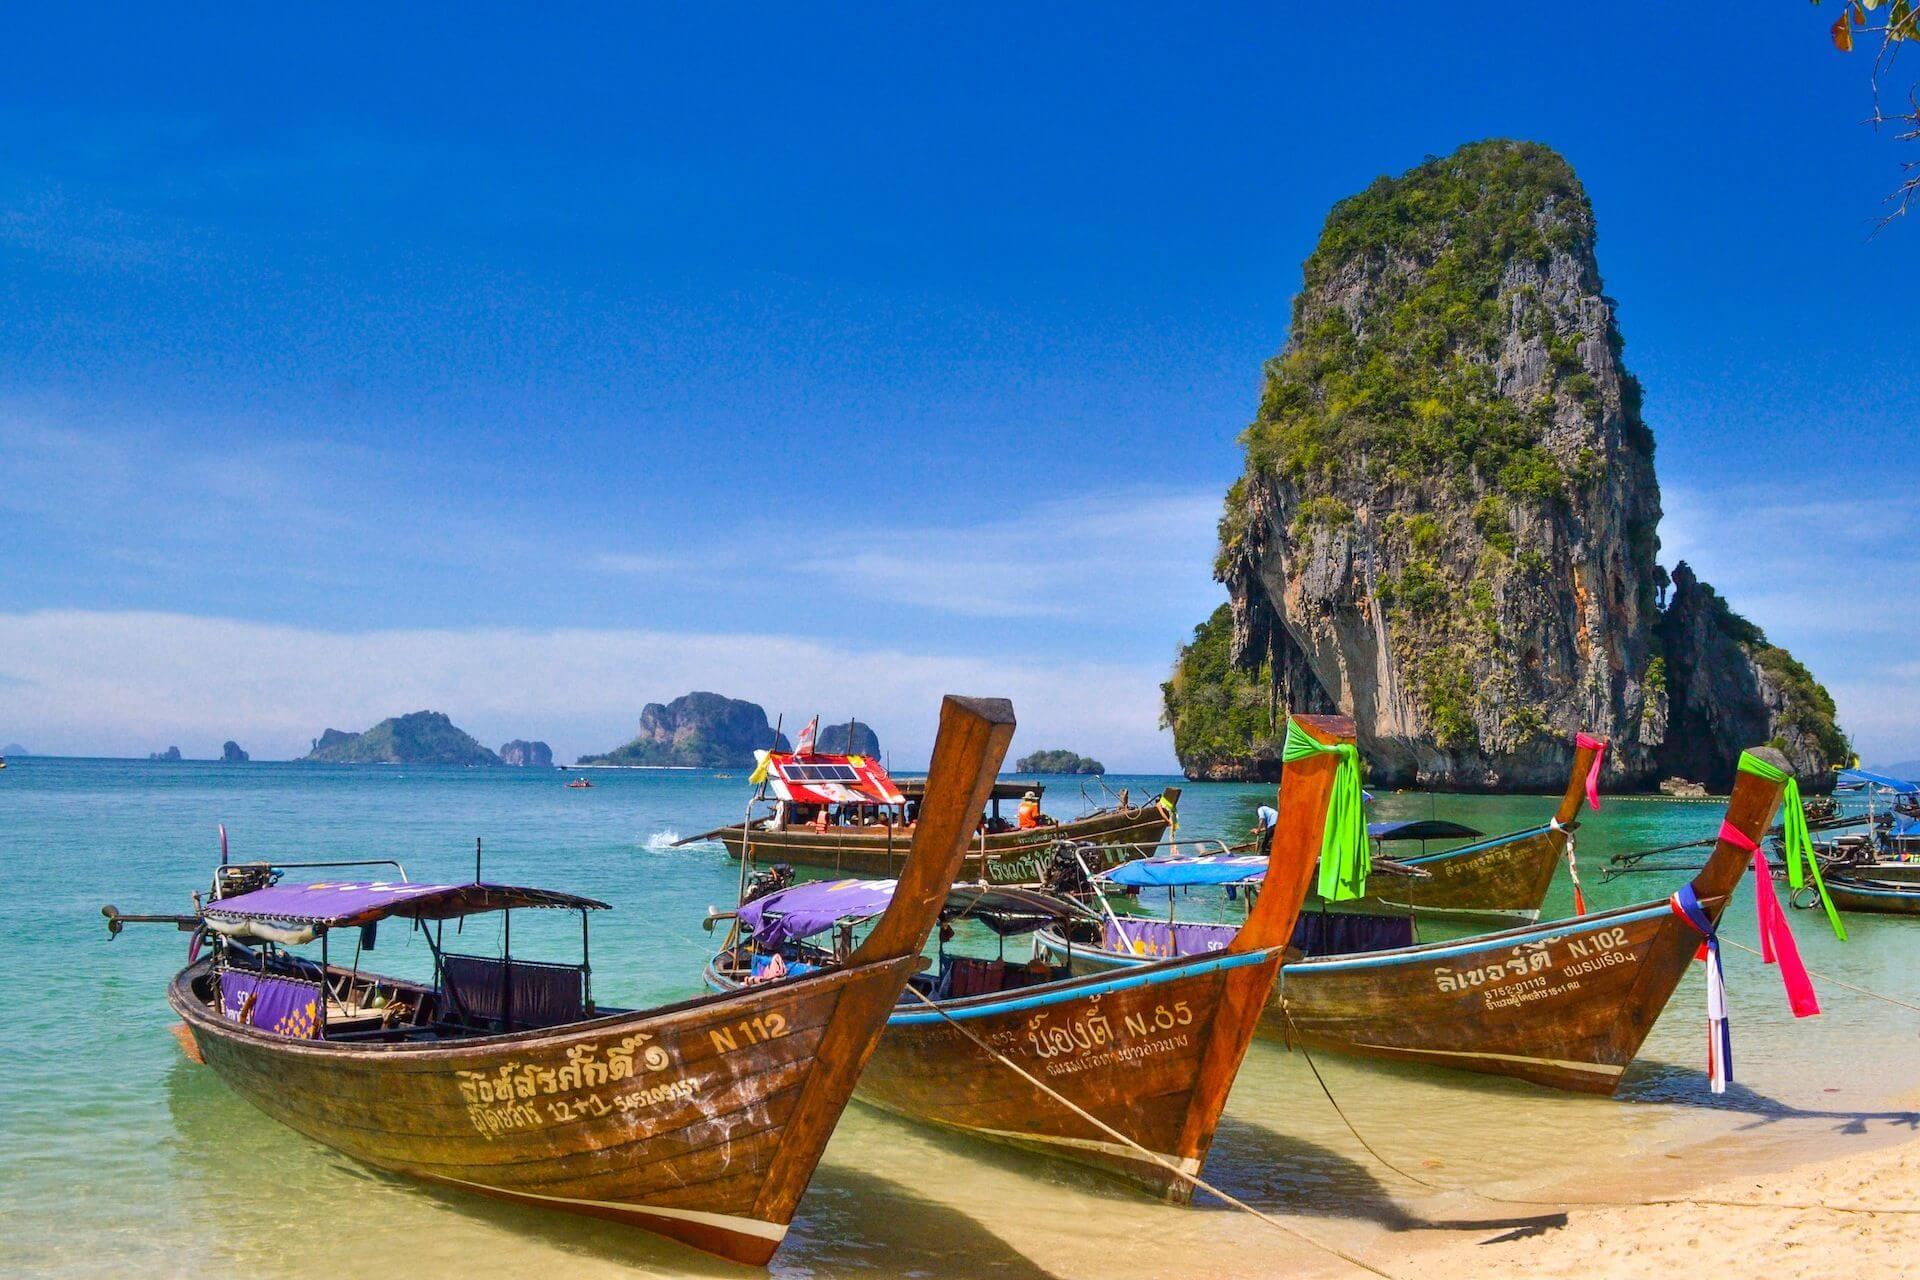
[
  {"x1": 1716, "y1": 819, "x2": 1820, "y2": 1018},
  {"x1": 1575, "y1": 734, "x2": 1607, "y2": 811}
]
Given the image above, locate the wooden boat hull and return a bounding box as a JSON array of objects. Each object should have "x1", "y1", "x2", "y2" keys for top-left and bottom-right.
[
  {"x1": 1822, "y1": 875, "x2": 1920, "y2": 915},
  {"x1": 1322, "y1": 822, "x2": 1567, "y2": 920},
  {"x1": 170, "y1": 955, "x2": 916, "y2": 1265},
  {"x1": 1041, "y1": 900, "x2": 1703, "y2": 1095},
  {"x1": 719, "y1": 803, "x2": 1173, "y2": 885},
  {"x1": 708, "y1": 948, "x2": 1283, "y2": 1199}
]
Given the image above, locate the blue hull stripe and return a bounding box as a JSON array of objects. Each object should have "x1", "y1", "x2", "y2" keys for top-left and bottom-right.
[
  {"x1": 883, "y1": 949, "x2": 1277, "y2": 1026},
  {"x1": 1396, "y1": 825, "x2": 1552, "y2": 865},
  {"x1": 1039, "y1": 903, "x2": 1673, "y2": 975}
]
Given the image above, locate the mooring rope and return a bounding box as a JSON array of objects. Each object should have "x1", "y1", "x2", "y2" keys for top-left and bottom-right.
[
  {"x1": 899, "y1": 985, "x2": 1400, "y2": 1279},
  {"x1": 1278, "y1": 1003, "x2": 1920, "y2": 1218},
  {"x1": 1721, "y1": 937, "x2": 1920, "y2": 1015}
]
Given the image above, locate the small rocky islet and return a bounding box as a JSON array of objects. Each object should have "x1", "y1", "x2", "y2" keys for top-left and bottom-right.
[
  {"x1": 1162, "y1": 140, "x2": 1846, "y2": 792},
  {"x1": 1015, "y1": 749, "x2": 1106, "y2": 775}
]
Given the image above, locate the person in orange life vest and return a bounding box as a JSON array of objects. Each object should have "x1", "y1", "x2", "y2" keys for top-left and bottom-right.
[{"x1": 1015, "y1": 790, "x2": 1042, "y2": 830}]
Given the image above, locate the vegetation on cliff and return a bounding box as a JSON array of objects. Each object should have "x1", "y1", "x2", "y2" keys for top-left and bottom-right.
[
  {"x1": 1015, "y1": 749, "x2": 1106, "y2": 775},
  {"x1": 303, "y1": 712, "x2": 501, "y2": 765},
  {"x1": 1162, "y1": 605, "x2": 1282, "y2": 772},
  {"x1": 1169, "y1": 139, "x2": 1845, "y2": 789}
]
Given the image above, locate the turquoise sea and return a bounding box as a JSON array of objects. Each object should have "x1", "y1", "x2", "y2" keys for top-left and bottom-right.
[{"x1": 4, "y1": 759, "x2": 1917, "y2": 1279}]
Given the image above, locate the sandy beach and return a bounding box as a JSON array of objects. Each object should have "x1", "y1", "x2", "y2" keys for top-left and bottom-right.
[{"x1": 1392, "y1": 1127, "x2": 1920, "y2": 1280}]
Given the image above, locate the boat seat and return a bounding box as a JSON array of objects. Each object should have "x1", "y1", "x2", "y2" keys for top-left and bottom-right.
[
  {"x1": 441, "y1": 953, "x2": 587, "y2": 1030},
  {"x1": 940, "y1": 955, "x2": 1006, "y2": 999}
]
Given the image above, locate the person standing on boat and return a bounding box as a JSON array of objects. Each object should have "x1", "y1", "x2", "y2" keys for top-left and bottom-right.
[
  {"x1": 1254, "y1": 804, "x2": 1278, "y2": 837},
  {"x1": 1016, "y1": 790, "x2": 1043, "y2": 830}
]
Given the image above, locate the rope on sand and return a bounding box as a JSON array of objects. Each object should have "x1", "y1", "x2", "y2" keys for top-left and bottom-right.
[
  {"x1": 900, "y1": 985, "x2": 1401, "y2": 1279},
  {"x1": 1279, "y1": 997, "x2": 1920, "y2": 1219}
]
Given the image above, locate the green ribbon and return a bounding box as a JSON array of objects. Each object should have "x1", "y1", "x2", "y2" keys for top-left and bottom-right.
[
  {"x1": 1283, "y1": 719, "x2": 1370, "y2": 901},
  {"x1": 1737, "y1": 751, "x2": 1847, "y2": 942}
]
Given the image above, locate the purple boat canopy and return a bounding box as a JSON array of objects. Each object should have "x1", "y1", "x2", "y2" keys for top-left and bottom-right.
[
  {"x1": 203, "y1": 880, "x2": 609, "y2": 932},
  {"x1": 739, "y1": 879, "x2": 1087, "y2": 946}
]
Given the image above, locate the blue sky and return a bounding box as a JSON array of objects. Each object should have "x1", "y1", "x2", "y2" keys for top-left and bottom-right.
[{"x1": 1, "y1": 5, "x2": 1915, "y2": 768}]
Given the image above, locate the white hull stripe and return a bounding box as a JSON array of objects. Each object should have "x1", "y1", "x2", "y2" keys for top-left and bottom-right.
[
  {"x1": 972, "y1": 1127, "x2": 1202, "y2": 1175},
  {"x1": 434, "y1": 1175, "x2": 789, "y2": 1242},
  {"x1": 1348, "y1": 1043, "x2": 1624, "y2": 1076}
]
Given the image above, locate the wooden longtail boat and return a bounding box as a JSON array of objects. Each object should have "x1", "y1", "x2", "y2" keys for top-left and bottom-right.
[
  {"x1": 1819, "y1": 873, "x2": 1920, "y2": 915},
  {"x1": 111, "y1": 693, "x2": 1016, "y2": 1266},
  {"x1": 693, "y1": 756, "x2": 1180, "y2": 885},
  {"x1": 1039, "y1": 722, "x2": 1793, "y2": 1095},
  {"x1": 1316, "y1": 733, "x2": 1606, "y2": 920},
  {"x1": 703, "y1": 721, "x2": 1337, "y2": 1199}
]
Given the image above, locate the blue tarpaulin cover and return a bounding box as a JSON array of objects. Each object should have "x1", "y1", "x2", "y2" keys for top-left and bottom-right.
[
  {"x1": 1101, "y1": 854, "x2": 1269, "y2": 887},
  {"x1": 1837, "y1": 768, "x2": 1919, "y2": 794}
]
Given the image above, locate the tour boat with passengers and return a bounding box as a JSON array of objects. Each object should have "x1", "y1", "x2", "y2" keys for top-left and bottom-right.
[{"x1": 680, "y1": 746, "x2": 1180, "y2": 886}]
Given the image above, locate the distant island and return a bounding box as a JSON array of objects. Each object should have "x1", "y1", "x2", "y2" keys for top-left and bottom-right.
[
  {"x1": 303, "y1": 711, "x2": 501, "y2": 765},
  {"x1": 579, "y1": 692, "x2": 788, "y2": 768},
  {"x1": 149, "y1": 746, "x2": 183, "y2": 762},
  {"x1": 815, "y1": 720, "x2": 881, "y2": 756},
  {"x1": 1, "y1": 743, "x2": 26, "y2": 756},
  {"x1": 221, "y1": 741, "x2": 249, "y2": 763},
  {"x1": 499, "y1": 739, "x2": 554, "y2": 768},
  {"x1": 1016, "y1": 749, "x2": 1106, "y2": 775}
]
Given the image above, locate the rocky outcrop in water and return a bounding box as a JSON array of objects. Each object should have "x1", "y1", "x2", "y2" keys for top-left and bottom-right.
[
  {"x1": 149, "y1": 746, "x2": 183, "y2": 762},
  {"x1": 498, "y1": 740, "x2": 554, "y2": 768},
  {"x1": 1016, "y1": 749, "x2": 1106, "y2": 775},
  {"x1": 815, "y1": 720, "x2": 881, "y2": 757},
  {"x1": 1655, "y1": 564, "x2": 1849, "y2": 791},
  {"x1": 220, "y1": 741, "x2": 249, "y2": 763},
  {"x1": 578, "y1": 692, "x2": 789, "y2": 768},
  {"x1": 1164, "y1": 140, "x2": 1846, "y2": 790},
  {"x1": 303, "y1": 712, "x2": 501, "y2": 765}
]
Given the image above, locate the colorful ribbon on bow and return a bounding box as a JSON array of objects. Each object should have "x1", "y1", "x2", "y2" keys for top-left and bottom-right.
[
  {"x1": 1713, "y1": 819, "x2": 1820, "y2": 1017},
  {"x1": 1736, "y1": 751, "x2": 1846, "y2": 941},
  {"x1": 1283, "y1": 719, "x2": 1369, "y2": 901},
  {"x1": 1575, "y1": 733, "x2": 1608, "y2": 811},
  {"x1": 1668, "y1": 882, "x2": 1732, "y2": 1093}
]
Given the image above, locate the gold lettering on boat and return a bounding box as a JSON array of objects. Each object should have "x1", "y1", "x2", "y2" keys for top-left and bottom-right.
[{"x1": 455, "y1": 1032, "x2": 674, "y2": 1137}]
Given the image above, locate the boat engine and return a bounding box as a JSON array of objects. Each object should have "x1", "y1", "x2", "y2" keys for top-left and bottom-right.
[
  {"x1": 213, "y1": 861, "x2": 279, "y2": 900},
  {"x1": 1041, "y1": 842, "x2": 1093, "y2": 897},
  {"x1": 743, "y1": 863, "x2": 795, "y2": 904}
]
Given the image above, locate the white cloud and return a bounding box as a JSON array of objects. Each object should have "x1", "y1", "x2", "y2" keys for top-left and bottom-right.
[
  {"x1": 592, "y1": 486, "x2": 1225, "y2": 622},
  {"x1": 0, "y1": 609, "x2": 1178, "y2": 769}
]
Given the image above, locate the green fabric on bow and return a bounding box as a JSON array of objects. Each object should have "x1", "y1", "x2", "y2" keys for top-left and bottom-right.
[
  {"x1": 1737, "y1": 751, "x2": 1847, "y2": 942},
  {"x1": 1283, "y1": 719, "x2": 1370, "y2": 901}
]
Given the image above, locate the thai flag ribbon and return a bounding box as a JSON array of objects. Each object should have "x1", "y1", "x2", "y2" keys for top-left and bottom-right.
[
  {"x1": 1668, "y1": 883, "x2": 1731, "y2": 1093},
  {"x1": 1575, "y1": 733, "x2": 1607, "y2": 811},
  {"x1": 1714, "y1": 820, "x2": 1821, "y2": 1018}
]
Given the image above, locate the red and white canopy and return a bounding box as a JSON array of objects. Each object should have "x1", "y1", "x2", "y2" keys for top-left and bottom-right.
[{"x1": 760, "y1": 752, "x2": 905, "y2": 806}]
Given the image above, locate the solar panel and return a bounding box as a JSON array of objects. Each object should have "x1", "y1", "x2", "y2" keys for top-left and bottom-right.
[{"x1": 783, "y1": 762, "x2": 860, "y2": 783}]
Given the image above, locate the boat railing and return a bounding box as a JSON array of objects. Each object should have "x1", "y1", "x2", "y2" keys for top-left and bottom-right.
[{"x1": 252, "y1": 857, "x2": 412, "y2": 881}]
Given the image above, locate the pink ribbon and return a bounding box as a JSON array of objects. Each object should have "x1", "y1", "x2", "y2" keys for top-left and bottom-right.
[
  {"x1": 1716, "y1": 819, "x2": 1820, "y2": 1018},
  {"x1": 1575, "y1": 734, "x2": 1608, "y2": 811}
]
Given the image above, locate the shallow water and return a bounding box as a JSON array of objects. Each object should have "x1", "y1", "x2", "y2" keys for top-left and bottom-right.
[{"x1": 3, "y1": 760, "x2": 1914, "y2": 1278}]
